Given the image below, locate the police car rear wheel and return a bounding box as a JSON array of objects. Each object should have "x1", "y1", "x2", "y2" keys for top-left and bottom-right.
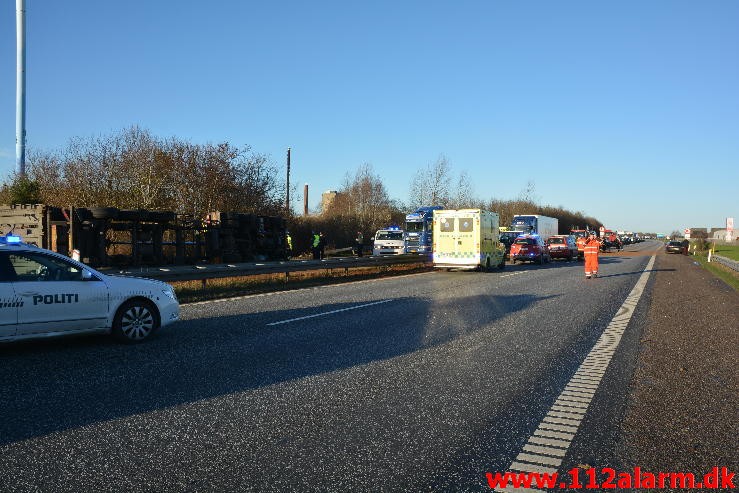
[{"x1": 113, "y1": 300, "x2": 159, "y2": 343}]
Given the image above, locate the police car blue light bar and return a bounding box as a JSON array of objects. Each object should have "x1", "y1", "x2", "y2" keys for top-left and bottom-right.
[{"x1": 1, "y1": 234, "x2": 22, "y2": 244}]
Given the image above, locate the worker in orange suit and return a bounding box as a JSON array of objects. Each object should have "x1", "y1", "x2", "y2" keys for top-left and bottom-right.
[{"x1": 583, "y1": 231, "x2": 601, "y2": 279}]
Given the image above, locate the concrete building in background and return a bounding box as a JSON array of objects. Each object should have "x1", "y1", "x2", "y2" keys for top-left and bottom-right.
[
  {"x1": 321, "y1": 190, "x2": 339, "y2": 213},
  {"x1": 687, "y1": 225, "x2": 737, "y2": 241}
]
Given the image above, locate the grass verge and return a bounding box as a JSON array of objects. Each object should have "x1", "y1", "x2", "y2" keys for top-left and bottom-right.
[
  {"x1": 691, "y1": 254, "x2": 739, "y2": 292},
  {"x1": 710, "y1": 243, "x2": 739, "y2": 261},
  {"x1": 173, "y1": 262, "x2": 433, "y2": 303}
]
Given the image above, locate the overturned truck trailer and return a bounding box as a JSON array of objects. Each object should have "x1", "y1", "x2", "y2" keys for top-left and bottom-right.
[{"x1": 0, "y1": 204, "x2": 287, "y2": 268}]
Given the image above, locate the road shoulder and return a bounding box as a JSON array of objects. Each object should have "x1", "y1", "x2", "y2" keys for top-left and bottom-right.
[{"x1": 616, "y1": 251, "x2": 738, "y2": 473}]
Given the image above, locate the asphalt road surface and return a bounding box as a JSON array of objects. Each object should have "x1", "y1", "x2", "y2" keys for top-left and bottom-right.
[{"x1": 0, "y1": 240, "x2": 733, "y2": 492}]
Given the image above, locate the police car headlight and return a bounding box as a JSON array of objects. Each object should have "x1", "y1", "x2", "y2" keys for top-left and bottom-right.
[{"x1": 162, "y1": 286, "x2": 178, "y2": 302}]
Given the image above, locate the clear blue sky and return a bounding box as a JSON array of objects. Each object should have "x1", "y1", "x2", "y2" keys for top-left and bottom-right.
[{"x1": 1, "y1": 1, "x2": 737, "y2": 234}]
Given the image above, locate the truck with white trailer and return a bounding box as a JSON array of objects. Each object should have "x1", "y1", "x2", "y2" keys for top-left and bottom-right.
[
  {"x1": 510, "y1": 214, "x2": 559, "y2": 241},
  {"x1": 432, "y1": 209, "x2": 505, "y2": 271}
]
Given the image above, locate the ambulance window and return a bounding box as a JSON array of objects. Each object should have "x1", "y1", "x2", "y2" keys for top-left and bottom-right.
[
  {"x1": 458, "y1": 218, "x2": 474, "y2": 232},
  {"x1": 440, "y1": 218, "x2": 455, "y2": 232}
]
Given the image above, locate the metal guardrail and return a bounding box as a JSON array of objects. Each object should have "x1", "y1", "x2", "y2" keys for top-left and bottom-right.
[
  {"x1": 107, "y1": 254, "x2": 432, "y2": 282},
  {"x1": 711, "y1": 254, "x2": 739, "y2": 272}
]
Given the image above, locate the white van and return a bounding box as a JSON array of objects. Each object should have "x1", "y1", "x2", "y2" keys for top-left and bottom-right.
[
  {"x1": 372, "y1": 228, "x2": 405, "y2": 256},
  {"x1": 432, "y1": 209, "x2": 505, "y2": 270}
]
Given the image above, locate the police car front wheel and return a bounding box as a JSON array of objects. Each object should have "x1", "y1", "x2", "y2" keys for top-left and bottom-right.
[{"x1": 113, "y1": 299, "x2": 160, "y2": 343}]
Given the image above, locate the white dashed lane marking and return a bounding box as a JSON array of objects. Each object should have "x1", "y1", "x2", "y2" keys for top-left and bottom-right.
[
  {"x1": 266, "y1": 299, "x2": 393, "y2": 326},
  {"x1": 494, "y1": 254, "x2": 656, "y2": 492}
]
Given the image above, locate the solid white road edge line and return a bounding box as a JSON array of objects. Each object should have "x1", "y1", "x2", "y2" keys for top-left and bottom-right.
[
  {"x1": 494, "y1": 253, "x2": 656, "y2": 493},
  {"x1": 266, "y1": 299, "x2": 393, "y2": 326}
]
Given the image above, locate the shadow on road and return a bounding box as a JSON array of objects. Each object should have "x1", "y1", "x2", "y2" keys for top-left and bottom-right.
[{"x1": 0, "y1": 292, "x2": 551, "y2": 446}]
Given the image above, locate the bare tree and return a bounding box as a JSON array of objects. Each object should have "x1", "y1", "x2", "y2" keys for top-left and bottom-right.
[
  {"x1": 409, "y1": 155, "x2": 452, "y2": 208},
  {"x1": 326, "y1": 163, "x2": 394, "y2": 232},
  {"x1": 18, "y1": 126, "x2": 284, "y2": 218},
  {"x1": 451, "y1": 171, "x2": 476, "y2": 209},
  {"x1": 518, "y1": 180, "x2": 540, "y2": 204}
]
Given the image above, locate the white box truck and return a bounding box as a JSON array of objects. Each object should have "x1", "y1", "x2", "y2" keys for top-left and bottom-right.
[
  {"x1": 510, "y1": 214, "x2": 559, "y2": 241},
  {"x1": 432, "y1": 209, "x2": 505, "y2": 271}
]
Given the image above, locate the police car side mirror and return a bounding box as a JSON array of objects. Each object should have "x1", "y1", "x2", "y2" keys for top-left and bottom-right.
[{"x1": 81, "y1": 270, "x2": 94, "y2": 281}]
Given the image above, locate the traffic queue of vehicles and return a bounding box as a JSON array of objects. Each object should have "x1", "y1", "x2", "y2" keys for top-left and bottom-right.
[{"x1": 356, "y1": 202, "x2": 645, "y2": 267}]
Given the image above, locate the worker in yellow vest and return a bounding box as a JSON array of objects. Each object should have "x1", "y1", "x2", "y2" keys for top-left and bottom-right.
[{"x1": 312, "y1": 232, "x2": 321, "y2": 259}]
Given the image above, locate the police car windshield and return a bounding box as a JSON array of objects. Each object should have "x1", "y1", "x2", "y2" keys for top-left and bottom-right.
[
  {"x1": 376, "y1": 232, "x2": 403, "y2": 240},
  {"x1": 514, "y1": 238, "x2": 536, "y2": 245}
]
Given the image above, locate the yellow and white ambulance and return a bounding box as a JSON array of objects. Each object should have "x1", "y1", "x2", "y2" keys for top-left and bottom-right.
[{"x1": 432, "y1": 209, "x2": 505, "y2": 271}]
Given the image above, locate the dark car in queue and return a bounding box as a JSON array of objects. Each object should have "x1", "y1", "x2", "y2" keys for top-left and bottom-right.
[{"x1": 665, "y1": 240, "x2": 684, "y2": 254}]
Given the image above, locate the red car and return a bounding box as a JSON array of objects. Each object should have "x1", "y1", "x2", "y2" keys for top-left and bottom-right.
[
  {"x1": 546, "y1": 235, "x2": 578, "y2": 261},
  {"x1": 510, "y1": 235, "x2": 551, "y2": 265}
]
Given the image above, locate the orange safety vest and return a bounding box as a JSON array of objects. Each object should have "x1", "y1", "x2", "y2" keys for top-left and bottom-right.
[{"x1": 584, "y1": 238, "x2": 600, "y2": 255}]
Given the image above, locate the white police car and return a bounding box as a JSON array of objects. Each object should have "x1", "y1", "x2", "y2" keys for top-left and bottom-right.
[
  {"x1": 0, "y1": 234, "x2": 179, "y2": 343},
  {"x1": 372, "y1": 227, "x2": 406, "y2": 256}
]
